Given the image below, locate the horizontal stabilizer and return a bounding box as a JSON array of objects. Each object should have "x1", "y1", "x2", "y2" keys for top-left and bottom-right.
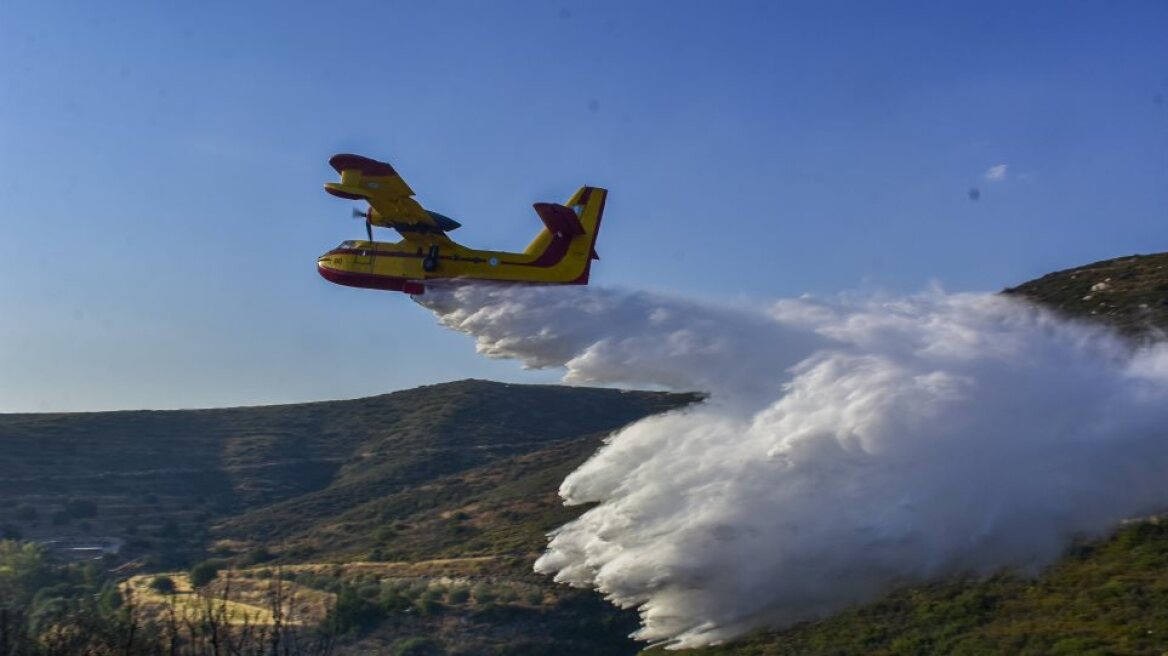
[
  {"x1": 533, "y1": 203, "x2": 585, "y2": 238},
  {"x1": 425, "y1": 210, "x2": 462, "y2": 232}
]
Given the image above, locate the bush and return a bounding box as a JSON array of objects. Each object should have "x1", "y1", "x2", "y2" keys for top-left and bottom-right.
[
  {"x1": 149, "y1": 575, "x2": 176, "y2": 594},
  {"x1": 331, "y1": 586, "x2": 385, "y2": 634},
  {"x1": 379, "y1": 589, "x2": 411, "y2": 613},
  {"x1": 241, "y1": 546, "x2": 274, "y2": 566},
  {"x1": 472, "y1": 583, "x2": 496, "y2": 605},
  {"x1": 189, "y1": 560, "x2": 222, "y2": 588},
  {"x1": 413, "y1": 597, "x2": 442, "y2": 617},
  {"x1": 446, "y1": 586, "x2": 470, "y2": 604},
  {"x1": 495, "y1": 588, "x2": 518, "y2": 604},
  {"x1": 393, "y1": 636, "x2": 442, "y2": 656}
]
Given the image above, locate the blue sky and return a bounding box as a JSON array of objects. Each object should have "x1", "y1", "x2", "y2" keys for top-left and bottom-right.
[{"x1": 1, "y1": 1, "x2": 1165, "y2": 411}]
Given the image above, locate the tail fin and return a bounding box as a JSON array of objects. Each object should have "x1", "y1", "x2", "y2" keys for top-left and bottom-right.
[{"x1": 522, "y1": 186, "x2": 607, "y2": 284}]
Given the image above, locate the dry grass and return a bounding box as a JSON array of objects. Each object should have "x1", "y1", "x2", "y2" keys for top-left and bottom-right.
[{"x1": 123, "y1": 571, "x2": 334, "y2": 627}]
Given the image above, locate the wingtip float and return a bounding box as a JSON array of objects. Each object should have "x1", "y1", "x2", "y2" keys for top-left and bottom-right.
[{"x1": 317, "y1": 154, "x2": 606, "y2": 296}]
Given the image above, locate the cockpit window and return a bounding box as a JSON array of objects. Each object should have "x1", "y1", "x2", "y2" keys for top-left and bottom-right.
[{"x1": 338, "y1": 240, "x2": 358, "y2": 250}]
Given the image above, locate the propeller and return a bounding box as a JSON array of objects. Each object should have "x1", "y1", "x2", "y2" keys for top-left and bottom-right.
[{"x1": 351, "y1": 207, "x2": 373, "y2": 243}]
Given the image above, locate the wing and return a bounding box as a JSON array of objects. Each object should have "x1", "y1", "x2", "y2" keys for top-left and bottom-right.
[{"x1": 324, "y1": 154, "x2": 460, "y2": 239}]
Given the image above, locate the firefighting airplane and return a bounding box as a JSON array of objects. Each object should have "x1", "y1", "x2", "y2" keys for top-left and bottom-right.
[{"x1": 317, "y1": 154, "x2": 607, "y2": 295}]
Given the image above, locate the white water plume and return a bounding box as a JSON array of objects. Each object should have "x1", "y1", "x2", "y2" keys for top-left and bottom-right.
[{"x1": 416, "y1": 283, "x2": 1168, "y2": 648}]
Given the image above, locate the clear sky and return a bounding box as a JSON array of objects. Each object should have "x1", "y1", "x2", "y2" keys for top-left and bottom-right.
[{"x1": 1, "y1": 1, "x2": 1165, "y2": 412}]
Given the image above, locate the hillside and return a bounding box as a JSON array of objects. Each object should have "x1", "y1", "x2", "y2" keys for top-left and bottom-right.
[
  {"x1": 2, "y1": 252, "x2": 1166, "y2": 655},
  {"x1": 1, "y1": 380, "x2": 698, "y2": 653},
  {"x1": 1003, "y1": 252, "x2": 1168, "y2": 338},
  {"x1": 0, "y1": 381, "x2": 692, "y2": 559}
]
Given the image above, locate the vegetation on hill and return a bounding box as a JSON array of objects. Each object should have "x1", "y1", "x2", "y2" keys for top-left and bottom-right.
[
  {"x1": 0, "y1": 380, "x2": 696, "y2": 654},
  {"x1": 214, "y1": 381, "x2": 694, "y2": 547},
  {"x1": 0, "y1": 380, "x2": 693, "y2": 569},
  {"x1": 666, "y1": 520, "x2": 1168, "y2": 656},
  {"x1": 1003, "y1": 252, "x2": 1168, "y2": 338}
]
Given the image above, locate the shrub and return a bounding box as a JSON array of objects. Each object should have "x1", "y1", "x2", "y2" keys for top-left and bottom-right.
[
  {"x1": 393, "y1": 636, "x2": 442, "y2": 656},
  {"x1": 241, "y1": 546, "x2": 274, "y2": 566},
  {"x1": 379, "y1": 589, "x2": 411, "y2": 613},
  {"x1": 472, "y1": 583, "x2": 496, "y2": 605},
  {"x1": 149, "y1": 575, "x2": 176, "y2": 594},
  {"x1": 414, "y1": 597, "x2": 442, "y2": 617},
  {"x1": 331, "y1": 586, "x2": 385, "y2": 634},
  {"x1": 496, "y1": 588, "x2": 518, "y2": 604},
  {"x1": 420, "y1": 586, "x2": 444, "y2": 603},
  {"x1": 446, "y1": 586, "x2": 470, "y2": 604},
  {"x1": 189, "y1": 560, "x2": 222, "y2": 588}
]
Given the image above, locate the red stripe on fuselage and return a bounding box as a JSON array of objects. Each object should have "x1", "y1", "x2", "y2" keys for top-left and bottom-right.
[{"x1": 317, "y1": 265, "x2": 424, "y2": 294}]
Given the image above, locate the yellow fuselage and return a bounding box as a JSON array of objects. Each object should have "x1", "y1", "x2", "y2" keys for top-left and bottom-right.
[{"x1": 317, "y1": 186, "x2": 606, "y2": 295}]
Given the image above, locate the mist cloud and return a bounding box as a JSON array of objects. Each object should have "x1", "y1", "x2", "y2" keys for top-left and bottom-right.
[{"x1": 417, "y1": 283, "x2": 1168, "y2": 648}]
